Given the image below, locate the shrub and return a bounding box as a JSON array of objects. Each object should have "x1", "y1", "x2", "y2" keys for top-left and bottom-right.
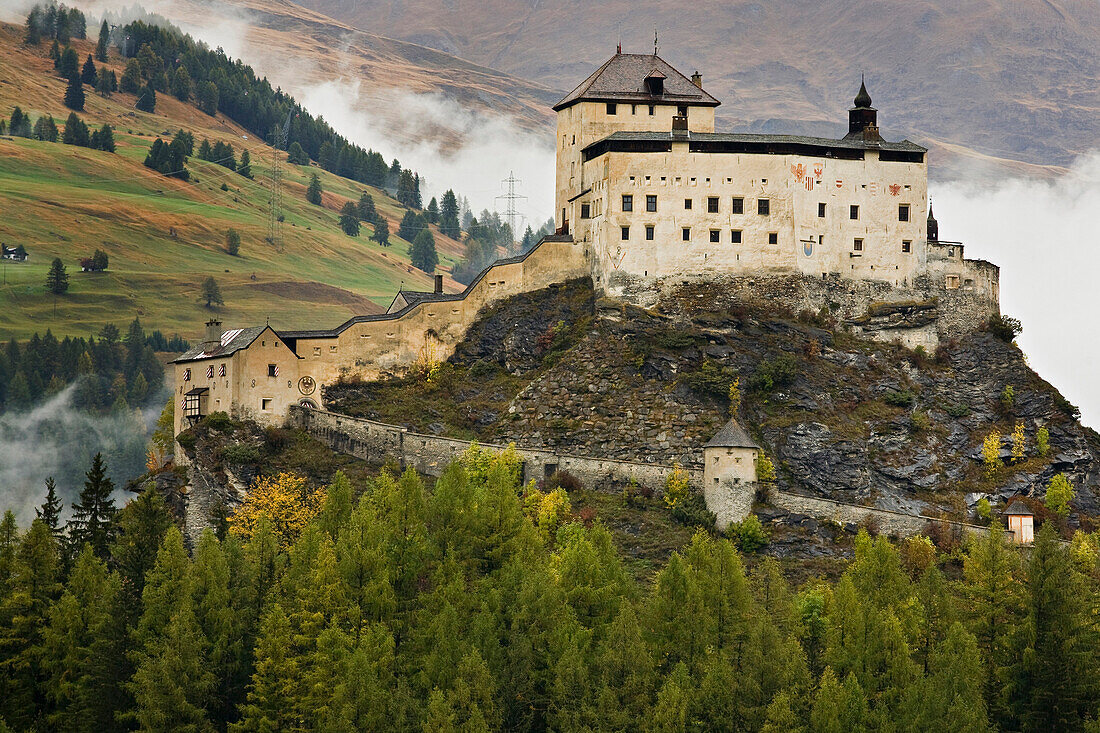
[
  {"x1": 730, "y1": 514, "x2": 769, "y2": 553},
  {"x1": 670, "y1": 493, "x2": 716, "y2": 529},
  {"x1": 975, "y1": 497, "x2": 992, "y2": 523},
  {"x1": 221, "y1": 442, "x2": 261, "y2": 464},
  {"x1": 756, "y1": 453, "x2": 777, "y2": 484},
  {"x1": 577, "y1": 506, "x2": 597, "y2": 528},
  {"x1": 1000, "y1": 384, "x2": 1015, "y2": 411},
  {"x1": 201, "y1": 411, "x2": 233, "y2": 432},
  {"x1": 264, "y1": 426, "x2": 292, "y2": 452},
  {"x1": 728, "y1": 377, "x2": 741, "y2": 417},
  {"x1": 987, "y1": 314, "x2": 1022, "y2": 342},
  {"x1": 884, "y1": 389, "x2": 915, "y2": 408},
  {"x1": 681, "y1": 359, "x2": 736, "y2": 399},
  {"x1": 925, "y1": 519, "x2": 963, "y2": 553},
  {"x1": 900, "y1": 535, "x2": 937, "y2": 576},
  {"x1": 1046, "y1": 473, "x2": 1075, "y2": 517},
  {"x1": 664, "y1": 463, "x2": 690, "y2": 508},
  {"x1": 1053, "y1": 393, "x2": 1081, "y2": 420},
  {"x1": 982, "y1": 430, "x2": 1003, "y2": 478},
  {"x1": 1037, "y1": 426, "x2": 1050, "y2": 457},
  {"x1": 468, "y1": 359, "x2": 497, "y2": 380},
  {"x1": 546, "y1": 470, "x2": 582, "y2": 492},
  {"x1": 751, "y1": 353, "x2": 798, "y2": 393},
  {"x1": 943, "y1": 402, "x2": 969, "y2": 418},
  {"x1": 909, "y1": 410, "x2": 931, "y2": 433}
]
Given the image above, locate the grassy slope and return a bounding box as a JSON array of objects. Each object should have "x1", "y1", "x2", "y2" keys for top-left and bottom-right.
[{"x1": 0, "y1": 22, "x2": 465, "y2": 341}]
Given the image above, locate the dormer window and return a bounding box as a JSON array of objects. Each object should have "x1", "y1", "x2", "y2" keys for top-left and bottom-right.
[{"x1": 645, "y1": 71, "x2": 666, "y2": 96}]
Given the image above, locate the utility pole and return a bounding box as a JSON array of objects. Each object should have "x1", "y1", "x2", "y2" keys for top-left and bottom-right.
[
  {"x1": 269, "y1": 109, "x2": 293, "y2": 246},
  {"x1": 495, "y1": 171, "x2": 527, "y2": 250}
]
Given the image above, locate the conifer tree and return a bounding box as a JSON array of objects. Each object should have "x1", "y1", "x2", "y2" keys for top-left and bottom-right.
[
  {"x1": 62, "y1": 112, "x2": 89, "y2": 146},
  {"x1": 226, "y1": 228, "x2": 241, "y2": 256},
  {"x1": 371, "y1": 217, "x2": 390, "y2": 246},
  {"x1": 287, "y1": 141, "x2": 308, "y2": 165},
  {"x1": 233, "y1": 604, "x2": 296, "y2": 731},
  {"x1": 46, "y1": 257, "x2": 69, "y2": 295},
  {"x1": 198, "y1": 81, "x2": 219, "y2": 115},
  {"x1": 36, "y1": 477, "x2": 64, "y2": 540},
  {"x1": 237, "y1": 149, "x2": 252, "y2": 178},
  {"x1": 410, "y1": 228, "x2": 438, "y2": 273},
  {"x1": 69, "y1": 453, "x2": 118, "y2": 560},
  {"x1": 64, "y1": 73, "x2": 85, "y2": 110},
  {"x1": 426, "y1": 196, "x2": 439, "y2": 223},
  {"x1": 339, "y1": 202, "x2": 360, "y2": 236},
  {"x1": 0, "y1": 510, "x2": 17, "y2": 599},
  {"x1": 131, "y1": 603, "x2": 215, "y2": 731},
  {"x1": 135, "y1": 82, "x2": 156, "y2": 113},
  {"x1": 9, "y1": 107, "x2": 31, "y2": 138},
  {"x1": 24, "y1": 7, "x2": 42, "y2": 44},
  {"x1": 357, "y1": 192, "x2": 376, "y2": 223},
  {"x1": 33, "y1": 114, "x2": 59, "y2": 142},
  {"x1": 120, "y1": 59, "x2": 141, "y2": 94},
  {"x1": 49, "y1": 39, "x2": 61, "y2": 66},
  {"x1": 96, "y1": 20, "x2": 109, "y2": 62},
  {"x1": 201, "y1": 276, "x2": 224, "y2": 308},
  {"x1": 306, "y1": 172, "x2": 322, "y2": 205},
  {"x1": 197, "y1": 138, "x2": 212, "y2": 160},
  {"x1": 440, "y1": 189, "x2": 461, "y2": 238},
  {"x1": 58, "y1": 46, "x2": 79, "y2": 79},
  {"x1": 81, "y1": 54, "x2": 97, "y2": 85},
  {"x1": 170, "y1": 65, "x2": 191, "y2": 101},
  {"x1": 6, "y1": 372, "x2": 31, "y2": 410},
  {"x1": 95, "y1": 69, "x2": 115, "y2": 96},
  {"x1": 112, "y1": 487, "x2": 173, "y2": 622}
]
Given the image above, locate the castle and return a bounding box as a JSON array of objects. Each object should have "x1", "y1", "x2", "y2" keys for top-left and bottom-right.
[{"x1": 172, "y1": 49, "x2": 1000, "y2": 439}]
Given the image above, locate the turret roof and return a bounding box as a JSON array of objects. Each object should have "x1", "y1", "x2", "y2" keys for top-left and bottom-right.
[
  {"x1": 553, "y1": 52, "x2": 720, "y2": 111},
  {"x1": 853, "y1": 78, "x2": 873, "y2": 109},
  {"x1": 704, "y1": 419, "x2": 760, "y2": 449}
]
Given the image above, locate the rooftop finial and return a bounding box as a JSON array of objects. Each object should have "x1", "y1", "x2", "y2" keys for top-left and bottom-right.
[
  {"x1": 854, "y1": 74, "x2": 872, "y2": 108},
  {"x1": 654, "y1": 27, "x2": 658, "y2": 55}
]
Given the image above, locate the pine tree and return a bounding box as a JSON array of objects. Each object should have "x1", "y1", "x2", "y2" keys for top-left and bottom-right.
[
  {"x1": 135, "y1": 83, "x2": 156, "y2": 113},
  {"x1": 198, "y1": 81, "x2": 218, "y2": 116},
  {"x1": 426, "y1": 196, "x2": 439, "y2": 223},
  {"x1": 339, "y1": 202, "x2": 360, "y2": 236},
  {"x1": 68, "y1": 453, "x2": 117, "y2": 560},
  {"x1": 95, "y1": 20, "x2": 109, "y2": 62},
  {"x1": 197, "y1": 138, "x2": 212, "y2": 161},
  {"x1": 96, "y1": 124, "x2": 115, "y2": 153},
  {"x1": 226, "y1": 228, "x2": 241, "y2": 256},
  {"x1": 357, "y1": 192, "x2": 376, "y2": 223},
  {"x1": 371, "y1": 217, "x2": 390, "y2": 246},
  {"x1": 410, "y1": 228, "x2": 438, "y2": 273},
  {"x1": 64, "y1": 73, "x2": 85, "y2": 111},
  {"x1": 287, "y1": 141, "x2": 309, "y2": 165},
  {"x1": 6, "y1": 372, "x2": 31, "y2": 410},
  {"x1": 58, "y1": 46, "x2": 79, "y2": 79},
  {"x1": 62, "y1": 112, "x2": 89, "y2": 146},
  {"x1": 131, "y1": 604, "x2": 214, "y2": 730},
  {"x1": 33, "y1": 114, "x2": 59, "y2": 142},
  {"x1": 81, "y1": 54, "x2": 97, "y2": 85},
  {"x1": 120, "y1": 59, "x2": 141, "y2": 94},
  {"x1": 306, "y1": 173, "x2": 322, "y2": 205},
  {"x1": 233, "y1": 604, "x2": 296, "y2": 731},
  {"x1": 201, "y1": 276, "x2": 224, "y2": 307},
  {"x1": 46, "y1": 257, "x2": 69, "y2": 295},
  {"x1": 112, "y1": 487, "x2": 173, "y2": 622},
  {"x1": 95, "y1": 69, "x2": 115, "y2": 96},
  {"x1": 237, "y1": 149, "x2": 252, "y2": 178},
  {"x1": 24, "y1": 7, "x2": 42, "y2": 45},
  {"x1": 170, "y1": 65, "x2": 191, "y2": 101},
  {"x1": 37, "y1": 477, "x2": 64, "y2": 540},
  {"x1": 440, "y1": 189, "x2": 461, "y2": 238}
]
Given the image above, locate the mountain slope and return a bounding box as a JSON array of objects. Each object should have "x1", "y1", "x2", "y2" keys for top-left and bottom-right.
[
  {"x1": 296, "y1": 0, "x2": 1100, "y2": 173},
  {"x1": 0, "y1": 22, "x2": 464, "y2": 340}
]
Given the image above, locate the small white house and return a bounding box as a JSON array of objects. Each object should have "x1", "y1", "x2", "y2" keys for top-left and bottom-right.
[
  {"x1": 1, "y1": 245, "x2": 27, "y2": 262},
  {"x1": 702, "y1": 418, "x2": 760, "y2": 530}
]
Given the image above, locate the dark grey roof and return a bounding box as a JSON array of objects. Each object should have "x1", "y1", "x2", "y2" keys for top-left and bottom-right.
[
  {"x1": 704, "y1": 419, "x2": 759, "y2": 449},
  {"x1": 278, "y1": 234, "x2": 576, "y2": 340},
  {"x1": 172, "y1": 326, "x2": 267, "y2": 363},
  {"x1": 583, "y1": 130, "x2": 926, "y2": 155},
  {"x1": 1005, "y1": 500, "x2": 1034, "y2": 516},
  {"x1": 395, "y1": 290, "x2": 450, "y2": 307},
  {"x1": 554, "y1": 53, "x2": 720, "y2": 111}
]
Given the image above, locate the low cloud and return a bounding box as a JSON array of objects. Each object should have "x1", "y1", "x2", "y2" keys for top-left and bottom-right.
[
  {"x1": 930, "y1": 152, "x2": 1100, "y2": 429},
  {"x1": 0, "y1": 383, "x2": 164, "y2": 524}
]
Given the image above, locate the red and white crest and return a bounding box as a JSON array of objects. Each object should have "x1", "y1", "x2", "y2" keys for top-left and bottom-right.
[
  {"x1": 835, "y1": 179, "x2": 843, "y2": 189},
  {"x1": 888, "y1": 184, "x2": 902, "y2": 196},
  {"x1": 813, "y1": 163, "x2": 824, "y2": 178},
  {"x1": 790, "y1": 163, "x2": 806, "y2": 182}
]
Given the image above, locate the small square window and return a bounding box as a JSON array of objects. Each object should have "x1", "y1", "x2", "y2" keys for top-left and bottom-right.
[
  {"x1": 580, "y1": 203, "x2": 591, "y2": 219},
  {"x1": 645, "y1": 225, "x2": 655, "y2": 241},
  {"x1": 850, "y1": 204, "x2": 859, "y2": 220},
  {"x1": 621, "y1": 226, "x2": 630, "y2": 241},
  {"x1": 622, "y1": 194, "x2": 633, "y2": 212},
  {"x1": 710, "y1": 229, "x2": 721, "y2": 243},
  {"x1": 899, "y1": 204, "x2": 910, "y2": 222},
  {"x1": 854, "y1": 238, "x2": 864, "y2": 252},
  {"x1": 684, "y1": 198, "x2": 692, "y2": 210},
  {"x1": 758, "y1": 198, "x2": 770, "y2": 215},
  {"x1": 267, "y1": 364, "x2": 278, "y2": 377},
  {"x1": 731, "y1": 230, "x2": 742, "y2": 243},
  {"x1": 648, "y1": 105, "x2": 655, "y2": 115},
  {"x1": 261, "y1": 398, "x2": 272, "y2": 410},
  {"x1": 682, "y1": 227, "x2": 691, "y2": 241},
  {"x1": 313, "y1": 347, "x2": 321, "y2": 356},
  {"x1": 707, "y1": 197, "x2": 719, "y2": 213},
  {"x1": 646, "y1": 195, "x2": 657, "y2": 212},
  {"x1": 606, "y1": 102, "x2": 617, "y2": 115},
  {"x1": 731, "y1": 197, "x2": 744, "y2": 214},
  {"x1": 902, "y1": 240, "x2": 912, "y2": 253},
  {"x1": 768, "y1": 232, "x2": 778, "y2": 245},
  {"x1": 818, "y1": 202, "x2": 826, "y2": 217}
]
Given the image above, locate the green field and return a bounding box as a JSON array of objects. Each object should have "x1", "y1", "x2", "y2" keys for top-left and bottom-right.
[{"x1": 0, "y1": 23, "x2": 463, "y2": 341}]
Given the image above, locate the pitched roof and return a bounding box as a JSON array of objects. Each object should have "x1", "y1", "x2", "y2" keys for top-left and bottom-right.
[
  {"x1": 704, "y1": 419, "x2": 759, "y2": 449},
  {"x1": 554, "y1": 53, "x2": 720, "y2": 111},
  {"x1": 1005, "y1": 500, "x2": 1034, "y2": 516},
  {"x1": 172, "y1": 325, "x2": 267, "y2": 363}
]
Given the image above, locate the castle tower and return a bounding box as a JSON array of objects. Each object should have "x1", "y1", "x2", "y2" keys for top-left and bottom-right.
[
  {"x1": 927, "y1": 202, "x2": 939, "y2": 241},
  {"x1": 846, "y1": 77, "x2": 881, "y2": 142}
]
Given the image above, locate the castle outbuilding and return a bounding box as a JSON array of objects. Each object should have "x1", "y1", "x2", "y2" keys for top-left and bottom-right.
[
  {"x1": 171, "y1": 47, "x2": 1001, "y2": 438},
  {"x1": 702, "y1": 418, "x2": 760, "y2": 530}
]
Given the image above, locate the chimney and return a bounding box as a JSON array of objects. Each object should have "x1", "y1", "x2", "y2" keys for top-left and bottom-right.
[
  {"x1": 672, "y1": 114, "x2": 689, "y2": 139},
  {"x1": 203, "y1": 318, "x2": 222, "y2": 352},
  {"x1": 691, "y1": 71, "x2": 703, "y2": 88},
  {"x1": 434, "y1": 274, "x2": 444, "y2": 294}
]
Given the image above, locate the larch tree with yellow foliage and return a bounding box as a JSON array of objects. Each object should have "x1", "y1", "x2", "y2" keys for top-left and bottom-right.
[{"x1": 229, "y1": 473, "x2": 326, "y2": 547}]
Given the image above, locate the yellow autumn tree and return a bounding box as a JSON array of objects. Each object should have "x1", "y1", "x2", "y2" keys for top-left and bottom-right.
[
  {"x1": 1011, "y1": 422, "x2": 1026, "y2": 462},
  {"x1": 982, "y1": 430, "x2": 1003, "y2": 478},
  {"x1": 229, "y1": 472, "x2": 325, "y2": 547},
  {"x1": 664, "y1": 463, "x2": 690, "y2": 509}
]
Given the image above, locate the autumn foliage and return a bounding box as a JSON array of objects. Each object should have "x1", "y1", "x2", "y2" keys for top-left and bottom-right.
[{"x1": 228, "y1": 472, "x2": 325, "y2": 546}]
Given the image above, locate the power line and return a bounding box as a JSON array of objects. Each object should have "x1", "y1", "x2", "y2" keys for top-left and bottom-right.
[{"x1": 495, "y1": 171, "x2": 527, "y2": 244}]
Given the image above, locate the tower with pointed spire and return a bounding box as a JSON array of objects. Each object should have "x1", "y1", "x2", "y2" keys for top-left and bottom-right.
[{"x1": 846, "y1": 76, "x2": 881, "y2": 141}]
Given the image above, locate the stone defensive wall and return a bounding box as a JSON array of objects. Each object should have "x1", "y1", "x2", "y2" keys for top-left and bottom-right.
[{"x1": 289, "y1": 406, "x2": 994, "y2": 541}]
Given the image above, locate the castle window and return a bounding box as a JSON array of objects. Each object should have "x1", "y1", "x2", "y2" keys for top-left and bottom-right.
[
  {"x1": 621, "y1": 226, "x2": 630, "y2": 241},
  {"x1": 622, "y1": 194, "x2": 633, "y2": 212},
  {"x1": 648, "y1": 105, "x2": 655, "y2": 115},
  {"x1": 261, "y1": 399, "x2": 272, "y2": 411},
  {"x1": 902, "y1": 240, "x2": 912, "y2": 253},
  {"x1": 853, "y1": 238, "x2": 864, "y2": 252},
  {"x1": 731, "y1": 197, "x2": 744, "y2": 214},
  {"x1": 731, "y1": 230, "x2": 742, "y2": 243},
  {"x1": 945, "y1": 275, "x2": 960, "y2": 289},
  {"x1": 267, "y1": 364, "x2": 278, "y2": 377},
  {"x1": 580, "y1": 203, "x2": 591, "y2": 219},
  {"x1": 818, "y1": 202, "x2": 826, "y2": 217},
  {"x1": 313, "y1": 347, "x2": 321, "y2": 356},
  {"x1": 631, "y1": 104, "x2": 636, "y2": 114},
  {"x1": 645, "y1": 225, "x2": 655, "y2": 240},
  {"x1": 768, "y1": 232, "x2": 778, "y2": 245},
  {"x1": 219, "y1": 364, "x2": 226, "y2": 377},
  {"x1": 899, "y1": 204, "x2": 910, "y2": 221},
  {"x1": 850, "y1": 204, "x2": 859, "y2": 220},
  {"x1": 206, "y1": 365, "x2": 214, "y2": 379},
  {"x1": 707, "y1": 197, "x2": 719, "y2": 213},
  {"x1": 184, "y1": 368, "x2": 191, "y2": 382},
  {"x1": 684, "y1": 198, "x2": 692, "y2": 210},
  {"x1": 758, "y1": 199, "x2": 770, "y2": 216},
  {"x1": 606, "y1": 103, "x2": 617, "y2": 115},
  {"x1": 682, "y1": 227, "x2": 691, "y2": 241},
  {"x1": 330, "y1": 346, "x2": 337, "y2": 353},
  {"x1": 709, "y1": 229, "x2": 721, "y2": 243},
  {"x1": 646, "y1": 195, "x2": 657, "y2": 212},
  {"x1": 678, "y1": 105, "x2": 687, "y2": 116}
]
